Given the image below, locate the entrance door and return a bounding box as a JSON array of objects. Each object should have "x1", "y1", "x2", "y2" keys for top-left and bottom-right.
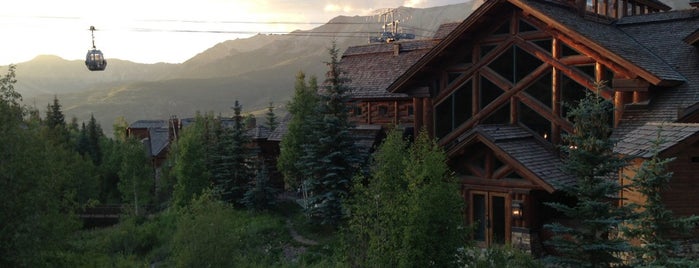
[{"x1": 471, "y1": 191, "x2": 509, "y2": 246}]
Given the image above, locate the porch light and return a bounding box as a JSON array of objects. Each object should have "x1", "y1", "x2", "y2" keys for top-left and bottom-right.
[{"x1": 512, "y1": 201, "x2": 524, "y2": 220}]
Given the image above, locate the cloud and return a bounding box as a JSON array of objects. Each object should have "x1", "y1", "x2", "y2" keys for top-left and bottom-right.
[
  {"x1": 324, "y1": 3, "x2": 355, "y2": 13},
  {"x1": 403, "y1": 0, "x2": 424, "y2": 7}
]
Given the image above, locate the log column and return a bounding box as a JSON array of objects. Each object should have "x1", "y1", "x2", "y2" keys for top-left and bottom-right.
[{"x1": 423, "y1": 98, "x2": 434, "y2": 138}]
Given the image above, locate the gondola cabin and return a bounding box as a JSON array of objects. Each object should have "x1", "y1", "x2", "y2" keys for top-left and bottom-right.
[
  {"x1": 85, "y1": 49, "x2": 106, "y2": 71},
  {"x1": 85, "y1": 26, "x2": 106, "y2": 71}
]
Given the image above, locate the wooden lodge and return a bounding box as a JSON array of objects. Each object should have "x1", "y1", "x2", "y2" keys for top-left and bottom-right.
[{"x1": 340, "y1": 0, "x2": 699, "y2": 255}]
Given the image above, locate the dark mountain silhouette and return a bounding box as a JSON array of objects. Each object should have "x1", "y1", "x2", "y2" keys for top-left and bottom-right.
[{"x1": 7, "y1": 2, "x2": 478, "y2": 135}]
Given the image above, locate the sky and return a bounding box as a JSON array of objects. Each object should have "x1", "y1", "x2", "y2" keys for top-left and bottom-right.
[{"x1": 0, "y1": 0, "x2": 467, "y2": 65}]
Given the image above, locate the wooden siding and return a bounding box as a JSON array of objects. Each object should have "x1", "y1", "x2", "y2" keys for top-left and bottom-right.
[
  {"x1": 349, "y1": 100, "x2": 414, "y2": 126},
  {"x1": 623, "y1": 142, "x2": 699, "y2": 218}
]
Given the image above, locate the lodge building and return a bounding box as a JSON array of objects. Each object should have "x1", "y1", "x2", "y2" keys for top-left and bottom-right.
[{"x1": 341, "y1": 0, "x2": 699, "y2": 254}]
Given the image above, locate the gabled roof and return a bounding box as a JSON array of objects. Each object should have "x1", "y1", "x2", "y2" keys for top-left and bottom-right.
[
  {"x1": 388, "y1": 0, "x2": 691, "y2": 95},
  {"x1": 267, "y1": 113, "x2": 290, "y2": 142},
  {"x1": 452, "y1": 124, "x2": 574, "y2": 192},
  {"x1": 246, "y1": 125, "x2": 271, "y2": 140},
  {"x1": 615, "y1": 122, "x2": 699, "y2": 158},
  {"x1": 376, "y1": 0, "x2": 699, "y2": 142},
  {"x1": 147, "y1": 128, "x2": 170, "y2": 157},
  {"x1": 341, "y1": 39, "x2": 439, "y2": 100}
]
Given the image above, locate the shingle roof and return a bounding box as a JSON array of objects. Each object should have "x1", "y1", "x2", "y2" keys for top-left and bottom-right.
[
  {"x1": 129, "y1": 120, "x2": 167, "y2": 129},
  {"x1": 267, "y1": 113, "x2": 290, "y2": 142},
  {"x1": 525, "y1": 0, "x2": 687, "y2": 83},
  {"x1": 615, "y1": 122, "x2": 699, "y2": 158},
  {"x1": 433, "y1": 22, "x2": 461, "y2": 39},
  {"x1": 148, "y1": 128, "x2": 170, "y2": 157},
  {"x1": 353, "y1": 124, "x2": 383, "y2": 154},
  {"x1": 247, "y1": 125, "x2": 271, "y2": 140},
  {"x1": 456, "y1": 124, "x2": 575, "y2": 191},
  {"x1": 612, "y1": 9, "x2": 699, "y2": 138},
  {"x1": 341, "y1": 39, "x2": 439, "y2": 100}
]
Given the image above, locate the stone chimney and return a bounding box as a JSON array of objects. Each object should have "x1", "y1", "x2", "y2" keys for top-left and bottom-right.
[
  {"x1": 393, "y1": 43, "x2": 401, "y2": 56},
  {"x1": 168, "y1": 116, "x2": 180, "y2": 141}
]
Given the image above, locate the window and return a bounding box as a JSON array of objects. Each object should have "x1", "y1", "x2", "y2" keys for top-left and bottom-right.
[
  {"x1": 560, "y1": 75, "x2": 588, "y2": 118},
  {"x1": 562, "y1": 43, "x2": 581, "y2": 57},
  {"x1": 524, "y1": 72, "x2": 553, "y2": 108},
  {"x1": 378, "y1": 105, "x2": 388, "y2": 116},
  {"x1": 520, "y1": 102, "x2": 551, "y2": 141},
  {"x1": 518, "y1": 19, "x2": 538, "y2": 33},
  {"x1": 352, "y1": 105, "x2": 362, "y2": 116},
  {"x1": 493, "y1": 21, "x2": 510, "y2": 35},
  {"x1": 435, "y1": 80, "x2": 473, "y2": 138},
  {"x1": 481, "y1": 44, "x2": 497, "y2": 58},
  {"x1": 481, "y1": 77, "x2": 504, "y2": 110},
  {"x1": 532, "y1": 39, "x2": 552, "y2": 53}
]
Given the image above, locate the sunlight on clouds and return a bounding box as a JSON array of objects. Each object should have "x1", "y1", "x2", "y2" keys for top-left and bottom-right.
[
  {"x1": 403, "y1": 0, "x2": 424, "y2": 7},
  {"x1": 324, "y1": 3, "x2": 355, "y2": 13}
]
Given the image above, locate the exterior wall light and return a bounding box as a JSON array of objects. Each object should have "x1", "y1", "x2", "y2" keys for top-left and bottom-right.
[{"x1": 512, "y1": 201, "x2": 524, "y2": 220}]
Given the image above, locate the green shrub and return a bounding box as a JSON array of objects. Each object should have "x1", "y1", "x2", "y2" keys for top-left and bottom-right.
[{"x1": 456, "y1": 245, "x2": 543, "y2": 268}]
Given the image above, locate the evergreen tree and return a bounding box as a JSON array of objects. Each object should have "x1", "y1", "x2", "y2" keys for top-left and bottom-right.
[
  {"x1": 346, "y1": 129, "x2": 464, "y2": 266},
  {"x1": 624, "y1": 128, "x2": 699, "y2": 267},
  {"x1": 300, "y1": 42, "x2": 363, "y2": 225},
  {"x1": 86, "y1": 114, "x2": 103, "y2": 165},
  {"x1": 228, "y1": 101, "x2": 254, "y2": 202},
  {"x1": 44, "y1": 95, "x2": 70, "y2": 145},
  {"x1": 544, "y1": 84, "x2": 631, "y2": 267},
  {"x1": 242, "y1": 163, "x2": 280, "y2": 211},
  {"x1": 265, "y1": 101, "x2": 278, "y2": 131},
  {"x1": 277, "y1": 71, "x2": 319, "y2": 189},
  {"x1": 209, "y1": 101, "x2": 254, "y2": 205}
]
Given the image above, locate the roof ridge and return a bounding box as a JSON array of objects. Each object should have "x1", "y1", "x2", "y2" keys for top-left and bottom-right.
[{"x1": 616, "y1": 9, "x2": 699, "y2": 25}]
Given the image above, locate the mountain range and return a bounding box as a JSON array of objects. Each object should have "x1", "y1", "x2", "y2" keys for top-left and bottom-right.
[{"x1": 5, "y1": 0, "x2": 690, "y2": 136}]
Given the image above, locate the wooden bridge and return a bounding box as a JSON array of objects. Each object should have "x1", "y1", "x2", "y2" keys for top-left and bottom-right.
[{"x1": 79, "y1": 205, "x2": 122, "y2": 228}]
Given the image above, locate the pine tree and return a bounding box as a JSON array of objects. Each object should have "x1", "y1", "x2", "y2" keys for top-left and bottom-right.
[
  {"x1": 277, "y1": 71, "x2": 319, "y2": 189},
  {"x1": 300, "y1": 42, "x2": 364, "y2": 226},
  {"x1": 209, "y1": 103, "x2": 253, "y2": 206},
  {"x1": 624, "y1": 127, "x2": 699, "y2": 267},
  {"x1": 544, "y1": 84, "x2": 632, "y2": 267},
  {"x1": 227, "y1": 101, "x2": 254, "y2": 204},
  {"x1": 265, "y1": 101, "x2": 278, "y2": 131},
  {"x1": 86, "y1": 114, "x2": 103, "y2": 165},
  {"x1": 44, "y1": 95, "x2": 70, "y2": 145},
  {"x1": 242, "y1": 163, "x2": 280, "y2": 211}
]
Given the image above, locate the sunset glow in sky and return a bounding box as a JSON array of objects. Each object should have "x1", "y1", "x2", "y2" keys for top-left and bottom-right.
[{"x1": 0, "y1": 0, "x2": 467, "y2": 65}]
